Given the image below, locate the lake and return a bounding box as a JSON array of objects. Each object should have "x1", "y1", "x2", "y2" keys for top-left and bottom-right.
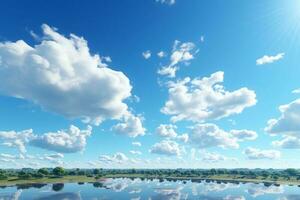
[{"x1": 0, "y1": 178, "x2": 300, "y2": 199}]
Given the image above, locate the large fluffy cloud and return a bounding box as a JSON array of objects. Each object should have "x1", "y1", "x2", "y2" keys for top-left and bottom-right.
[
  {"x1": 265, "y1": 99, "x2": 300, "y2": 135},
  {"x1": 244, "y1": 147, "x2": 281, "y2": 160},
  {"x1": 150, "y1": 140, "x2": 183, "y2": 156},
  {"x1": 265, "y1": 99, "x2": 300, "y2": 149},
  {"x1": 161, "y1": 71, "x2": 257, "y2": 123},
  {"x1": 30, "y1": 125, "x2": 92, "y2": 153},
  {"x1": 189, "y1": 123, "x2": 256, "y2": 149},
  {"x1": 0, "y1": 24, "x2": 132, "y2": 125}
]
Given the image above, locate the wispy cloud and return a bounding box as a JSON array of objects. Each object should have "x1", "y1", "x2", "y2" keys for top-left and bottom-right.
[{"x1": 256, "y1": 53, "x2": 284, "y2": 65}]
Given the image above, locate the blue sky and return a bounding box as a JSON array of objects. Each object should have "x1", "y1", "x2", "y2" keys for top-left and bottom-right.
[{"x1": 0, "y1": 0, "x2": 300, "y2": 169}]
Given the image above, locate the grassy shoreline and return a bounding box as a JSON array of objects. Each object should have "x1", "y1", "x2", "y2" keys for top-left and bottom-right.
[{"x1": 1, "y1": 174, "x2": 300, "y2": 187}]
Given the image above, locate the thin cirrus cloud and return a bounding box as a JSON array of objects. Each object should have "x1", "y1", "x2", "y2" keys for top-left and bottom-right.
[
  {"x1": 244, "y1": 147, "x2": 281, "y2": 160},
  {"x1": 256, "y1": 53, "x2": 284, "y2": 65},
  {"x1": 161, "y1": 71, "x2": 257, "y2": 123},
  {"x1": 0, "y1": 24, "x2": 135, "y2": 126}
]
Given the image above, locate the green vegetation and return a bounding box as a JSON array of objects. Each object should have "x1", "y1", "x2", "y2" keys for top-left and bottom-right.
[{"x1": 1, "y1": 167, "x2": 300, "y2": 186}]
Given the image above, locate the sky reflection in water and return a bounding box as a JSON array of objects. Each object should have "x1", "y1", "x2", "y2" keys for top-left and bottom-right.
[{"x1": 0, "y1": 178, "x2": 300, "y2": 200}]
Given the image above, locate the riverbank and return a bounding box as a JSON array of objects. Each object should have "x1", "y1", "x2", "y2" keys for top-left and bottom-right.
[
  {"x1": 1, "y1": 174, "x2": 300, "y2": 187},
  {"x1": 0, "y1": 176, "x2": 96, "y2": 186}
]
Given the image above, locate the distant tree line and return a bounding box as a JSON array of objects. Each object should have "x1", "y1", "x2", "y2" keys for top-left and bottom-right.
[{"x1": 1, "y1": 167, "x2": 300, "y2": 181}]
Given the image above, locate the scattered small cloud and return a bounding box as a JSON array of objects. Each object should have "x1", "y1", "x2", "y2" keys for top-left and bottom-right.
[
  {"x1": 142, "y1": 50, "x2": 151, "y2": 59},
  {"x1": 156, "y1": 0, "x2": 175, "y2": 5},
  {"x1": 129, "y1": 150, "x2": 142, "y2": 155},
  {"x1": 99, "y1": 152, "x2": 129, "y2": 163},
  {"x1": 157, "y1": 51, "x2": 166, "y2": 58},
  {"x1": 244, "y1": 147, "x2": 281, "y2": 160},
  {"x1": 256, "y1": 53, "x2": 284, "y2": 65},
  {"x1": 157, "y1": 40, "x2": 197, "y2": 78},
  {"x1": 132, "y1": 142, "x2": 142, "y2": 147},
  {"x1": 200, "y1": 35, "x2": 205, "y2": 43},
  {"x1": 200, "y1": 150, "x2": 237, "y2": 163},
  {"x1": 292, "y1": 88, "x2": 300, "y2": 94}
]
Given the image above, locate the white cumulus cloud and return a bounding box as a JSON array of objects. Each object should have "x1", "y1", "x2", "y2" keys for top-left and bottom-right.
[
  {"x1": 0, "y1": 24, "x2": 133, "y2": 125},
  {"x1": 112, "y1": 113, "x2": 146, "y2": 138},
  {"x1": 156, "y1": 124, "x2": 178, "y2": 138},
  {"x1": 30, "y1": 125, "x2": 92, "y2": 153},
  {"x1": 150, "y1": 140, "x2": 183, "y2": 156},
  {"x1": 161, "y1": 71, "x2": 257, "y2": 122},
  {"x1": 265, "y1": 99, "x2": 300, "y2": 136},
  {"x1": 265, "y1": 99, "x2": 300, "y2": 149},
  {"x1": 272, "y1": 136, "x2": 300, "y2": 149},
  {"x1": 190, "y1": 123, "x2": 239, "y2": 149},
  {"x1": 189, "y1": 123, "x2": 257, "y2": 149},
  {"x1": 0, "y1": 129, "x2": 34, "y2": 153}
]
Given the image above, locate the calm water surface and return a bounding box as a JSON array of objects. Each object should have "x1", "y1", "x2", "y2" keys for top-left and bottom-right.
[{"x1": 0, "y1": 178, "x2": 300, "y2": 200}]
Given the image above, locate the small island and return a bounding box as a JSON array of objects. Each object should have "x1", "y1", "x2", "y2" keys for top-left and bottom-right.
[{"x1": 1, "y1": 167, "x2": 300, "y2": 187}]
